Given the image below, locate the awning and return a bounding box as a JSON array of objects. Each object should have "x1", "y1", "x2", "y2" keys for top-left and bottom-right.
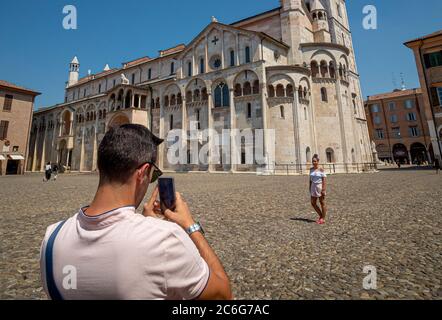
[
  {"x1": 8, "y1": 155, "x2": 25, "y2": 160},
  {"x1": 0, "y1": 155, "x2": 6, "y2": 161}
]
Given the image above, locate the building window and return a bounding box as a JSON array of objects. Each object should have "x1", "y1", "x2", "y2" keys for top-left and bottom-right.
[
  {"x1": 200, "y1": 58, "x2": 205, "y2": 74},
  {"x1": 188, "y1": 62, "x2": 192, "y2": 77},
  {"x1": 214, "y1": 83, "x2": 229, "y2": 107},
  {"x1": 409, "y1": 126, "x2": 419, "y2": 137},
  {"x1": 170, "y1": 114, "x2": 174, "y2": 130},
  {"x1": 247, "y1": 103, "x2": 252, "y2": 119},
  {"x1": 371, "y1": 104, "x2": 380, "y2": 113},
  {"x1": 320, "y1": 87, "x2": 328, "y2": 102},
  {"x1": 326, "y1": 148, "x2": 335, "y2": 163},
  {"x1": 404, "y1": 99, "x2": 414, "y2": 109},
  {"x1": 280, "y1": 105, "x2": 285, "y2": 119},
  {"x1": 148, "y1": 68, "x2": 152, "y2": 80},
  {"x1": 0, "y1": 120, "x2": 9, "y2": 139},
  {"x1": 131, "y1": 74, "x2": 135, "y2": 84},
  {"x1": 424, "y1": 51, "x2": 442, "y2": 68},
  {"x1": 337, "y1": 3, "x2": 343, "y2": 18},
  {"x1": 388, "y1": 102, "x2": 396, "y2": 111},
  {"x1": 245, "y1": 46, "x2": 251, "y2": 63},
  {"x1": 392, "y1": 127, "x2": 401, "y2": 138},
  {"x1": 3, "y1": 94, "x2": 13, "y2": 111},
  {"x1": 83, "y1": 89, "x2": 87, "y2": 97},
  {"x1": 98, "y1": 84, "x2": 102, "y2": 93},
  {"x1": 390, "y1": 114, "x2": 398, "y2": 123},
  {"x1": 113, "y1": 79, "x2": 116, "y2": 87},
  {"x1": 170, "y1": 62, "x2": 175, "y2": 75},
  {"x1": 437, "y1": 87, "x2": 442, "y2": 105},
  {"x1": 230, "y1": 50, "x2": 235, "y2": 67},
  {"x1": 407, "y1": 112, "x2": 417, "y2": 121},
  {"x1": 373, "y1": 115, "x2": 381, "y2": 125},
  {"x1": 375, "y1": 129, "x2": 384, "y2": 139}
]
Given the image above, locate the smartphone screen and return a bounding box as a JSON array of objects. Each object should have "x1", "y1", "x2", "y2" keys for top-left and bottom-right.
[{"x1": 158, "y1": 177, "x2": 176, "y2": 212}]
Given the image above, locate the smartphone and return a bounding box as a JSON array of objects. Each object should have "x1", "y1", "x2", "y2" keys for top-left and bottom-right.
[{"x1": 158, "y1": 177, "x2": 176, "y2": 213}]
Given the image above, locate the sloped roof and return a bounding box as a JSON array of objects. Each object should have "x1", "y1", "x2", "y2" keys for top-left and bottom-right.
[{"x1": 0, "y1": 80, "x2": 41, "y2": 96}]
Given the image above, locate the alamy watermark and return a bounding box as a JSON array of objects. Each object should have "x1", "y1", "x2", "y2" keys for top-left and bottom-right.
[
  {"x1": 62, "y1": 5, "x2": 77, "y2": 30},
  {"x1": 362, "y1": 5, "x2": 377, "y2": 30},
  {"x1": 363, "y1": 265, "x2": 378, "y2": 290}
]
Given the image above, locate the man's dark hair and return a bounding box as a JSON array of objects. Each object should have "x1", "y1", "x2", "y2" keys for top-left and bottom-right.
[{"x1": 97, "y1": 124, "x2": 163, "y2": 184}]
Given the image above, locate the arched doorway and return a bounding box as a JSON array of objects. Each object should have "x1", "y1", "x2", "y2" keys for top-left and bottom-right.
[
  {"x1": 58, "y1": 139, "x2": 71, "y2": 168},
  {"x1": 108, "y1": 113, "x2": 130, "y2": 130},
  {"x1": 393, "y1": 143, "x2": 408, "y2": 164},
  {"x1": 410, "y1": 143, "x2": 428, "y2": 165}
]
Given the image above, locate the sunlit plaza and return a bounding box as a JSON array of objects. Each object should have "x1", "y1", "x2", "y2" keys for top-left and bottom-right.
[{"x1": 1, "y1": 168, "x2": 440, "y2": 300}]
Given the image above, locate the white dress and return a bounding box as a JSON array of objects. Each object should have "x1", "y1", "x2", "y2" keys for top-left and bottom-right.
[{"x1": 310, "y1": 169, "x2": 327, "y2": 198}]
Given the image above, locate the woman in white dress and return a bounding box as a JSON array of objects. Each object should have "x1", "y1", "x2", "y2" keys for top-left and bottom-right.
[{"x1": 310, "y1": 154, "x2": 327, "y2": 225}]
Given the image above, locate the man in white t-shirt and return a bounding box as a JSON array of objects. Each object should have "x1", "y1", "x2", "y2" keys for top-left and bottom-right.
[{"x1": 40, "y1": 124, "x2": 232, "y2": 300}]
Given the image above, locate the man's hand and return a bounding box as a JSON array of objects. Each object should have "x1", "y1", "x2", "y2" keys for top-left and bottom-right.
[
  {"x1": 164, "y1": 193, "x2": 196, "y2": 230},
  {"x1": 143, "y1": 187, "x2": 164, "y2": 219}
]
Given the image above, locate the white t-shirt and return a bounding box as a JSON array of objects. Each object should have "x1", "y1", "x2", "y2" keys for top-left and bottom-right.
[
  {"x1": 40, "y1": 206, "x2": 210, "y2": 300},
  {"x1": 45, "y1": 164, "x2": 52, "y2": 171}
]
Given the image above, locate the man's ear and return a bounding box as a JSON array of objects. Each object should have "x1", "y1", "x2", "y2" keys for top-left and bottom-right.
[{"x1": 137, "y1": 163, "x2": 151, "y2": 182}]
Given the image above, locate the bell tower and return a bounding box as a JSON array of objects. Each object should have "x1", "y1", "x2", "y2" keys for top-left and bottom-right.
[
  {"x1": 279, "y1": 0, "x2": 305, "y2": 65},
  {"x1": 68, "y1": 56, "x2": 80, "y2": 87}
]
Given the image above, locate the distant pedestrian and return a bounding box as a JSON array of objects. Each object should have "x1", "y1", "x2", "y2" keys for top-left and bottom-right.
[
  {"x1": 435, "y1": 159, "x2": 440, "y2": 174},
  {"x1": 310, "y1": 154, "x2": 327, "y2": 225},
  {"x1": 44, "y1": 162, "x2": 52, "y2": 182},
  {"x1": 52, "y1": 164, "x2": 59, "y2": 180}
]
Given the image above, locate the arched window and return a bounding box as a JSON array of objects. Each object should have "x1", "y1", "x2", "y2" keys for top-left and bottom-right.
[
  {"x1": 243, "y1": 82, "x2": 252, "y2": 95},
  {"x1": 170, "y1": 62, "x2": 175, "y2": 75},
  {"x1": 193, "y1": 89, "x2": 201, "y2": 102},
  {"x1": 170, "y1": 94, "x2": 176, "y2": 106},
  {"x1": 98, "y1": 110, "x2": 102, "y2": 119},
  {"x1": 247, "y1": 103, "x2": 252, "y2": 119},
  {"x1": 155, "y1": 97, "x2": 160, "y2": 108},
  {"x1": 268, "y1": 85, "x2": 275, "y2": 98},
  {"x1": 200, "y1": 58, "x2": 205, "y2": 74},
  {"x1": 201, "y1": 88, "x2": 208, "y2": 101},
  {"x1": 286, "y1": 84, "x2": 294, "y2": 97},
  {"x1": 298, "y1": 86, "x2": 303, "y2": 102},
  {"x1": 326, "y1": 148, "x2": 335, "y2": 163},
  {"x1": 276, "y1": 84, "x2": 285, "y2": 97},
  {"x1": 339, "y1": 63, "x2": 343, "y2": 78},
  {"x1": 304, "y1": 107, "x2": 308, "y2": 120},
  {"x1": 214, "y1": 83, "x2": 230, "y2": 108},
  {"x1": 311, "y1": 61, "x2": 319, "y2": 78},
  {"x1": 169, "y1": 114, "x2": 174, "y2": 130},
  {"x1": 164, "y1": 95, "x2": 169, "y2": 107},
  {"x1": 320, "y1": 60, "x2": 329, "y2": 78},
  {"x1": 187, "y1": 62, "x2": 192, "y2": 77},
  {"x1": 234, "y1": 84, "x2": 242, "y2": 97},
  {"x1": 321, "y1": 87, "x2": 328, "y2": 102},
  {"x1": 280, "y1": 105, "x2": 285, "y2": 119},
  {"x1": 177, "y1": 93, "x2": 182, "y2": 105},
  {"x1": 103, "y1": 109, "x2": 107, "y2": 119},
  {"x1": 186, "y1": 91, "x2": 193, "y2": 102},
  {"x1": 329, "y1": 61, "x2": 336, "y2": 79},
  {"x1": 253, "y1": 80, "x2": 260, "y2": 94},
  {"x1": 312, "y1": 12, "x2": 317, "y2": 20},
  {"x1": 245, "y1": 46, "x2": 251, "y2": 63},
  {"x1": 304, "y1": 87, "x2": 308, "y2": 100},
  {"x1": 230, "y1": 50, "x2": 235, "y2": 67}
]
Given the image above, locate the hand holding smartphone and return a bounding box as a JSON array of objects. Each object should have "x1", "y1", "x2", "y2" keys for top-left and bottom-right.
[{"x1": 158, "y1": 177, "x2": 176, "y2": 213}]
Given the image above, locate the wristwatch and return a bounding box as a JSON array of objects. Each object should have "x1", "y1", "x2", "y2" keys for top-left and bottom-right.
[{"x1": 186, "y1": 222, "x2": 205, "y2": 236}]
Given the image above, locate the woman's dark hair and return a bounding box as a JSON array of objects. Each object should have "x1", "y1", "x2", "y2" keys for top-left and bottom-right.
[
  {"x1": 312, "y1": 154, "x2": 320, "y2": 162},
  {"x1": 97, "y1": 124, "x2": 163, "y2": 184}
]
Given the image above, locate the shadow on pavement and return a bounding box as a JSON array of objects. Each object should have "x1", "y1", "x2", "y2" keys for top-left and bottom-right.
[{"x1": 290, "y1": 217, "x2": 316, "y2": 224}]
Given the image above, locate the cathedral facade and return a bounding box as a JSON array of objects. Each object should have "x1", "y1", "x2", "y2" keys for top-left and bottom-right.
[{"x1": 28, "y1": 0, "x2": 374, "y2": 174}]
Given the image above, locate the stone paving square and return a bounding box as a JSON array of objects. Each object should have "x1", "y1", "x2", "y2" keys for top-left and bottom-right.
[{"x1": 0, "y1": 169, "x2": 441, "y2": 300}]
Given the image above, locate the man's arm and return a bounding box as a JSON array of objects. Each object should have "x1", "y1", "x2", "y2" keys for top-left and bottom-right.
[{"x1": 164, "y1": 193, "x2": 233, "y2": 300}]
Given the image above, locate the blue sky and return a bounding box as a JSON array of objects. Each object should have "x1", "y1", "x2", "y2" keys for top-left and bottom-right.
[{"x1": 0, "y1": 0, "x2": 441, "y2": 109}]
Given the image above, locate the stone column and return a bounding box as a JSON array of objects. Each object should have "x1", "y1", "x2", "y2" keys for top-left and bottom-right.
[
  {"x1": 158, "y1": 89, "x2": 165, "y2": 170},
  {"x1": 260, "y1": 76, "x2": 271, "y2": 173},
  {"x1": 335, "y1": 80, "x2": 349, "y2": 172},
  {"x1": 40, "y1": 126, "x2": 47, "y2": 171},
  {"x1": 207, "y1": 90, "x2": 214, "y2": 172},
  {"x1": 181, "y1": 97, "x2": 188, "y2": 167},
  {"x1": 236, "y1": 34, "x2": 240, "y2": 66},
  {"x1": 292, "y1": 90, "x2": 302, "y2": 172},
  {"x1": 229, "y1": 89, "x2": 237, "y2": 172}
]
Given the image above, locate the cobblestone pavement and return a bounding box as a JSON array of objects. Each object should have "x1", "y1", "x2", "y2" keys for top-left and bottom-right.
[{"x1": 0, "y1": 169, "x2": 441, "y2": 300}]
